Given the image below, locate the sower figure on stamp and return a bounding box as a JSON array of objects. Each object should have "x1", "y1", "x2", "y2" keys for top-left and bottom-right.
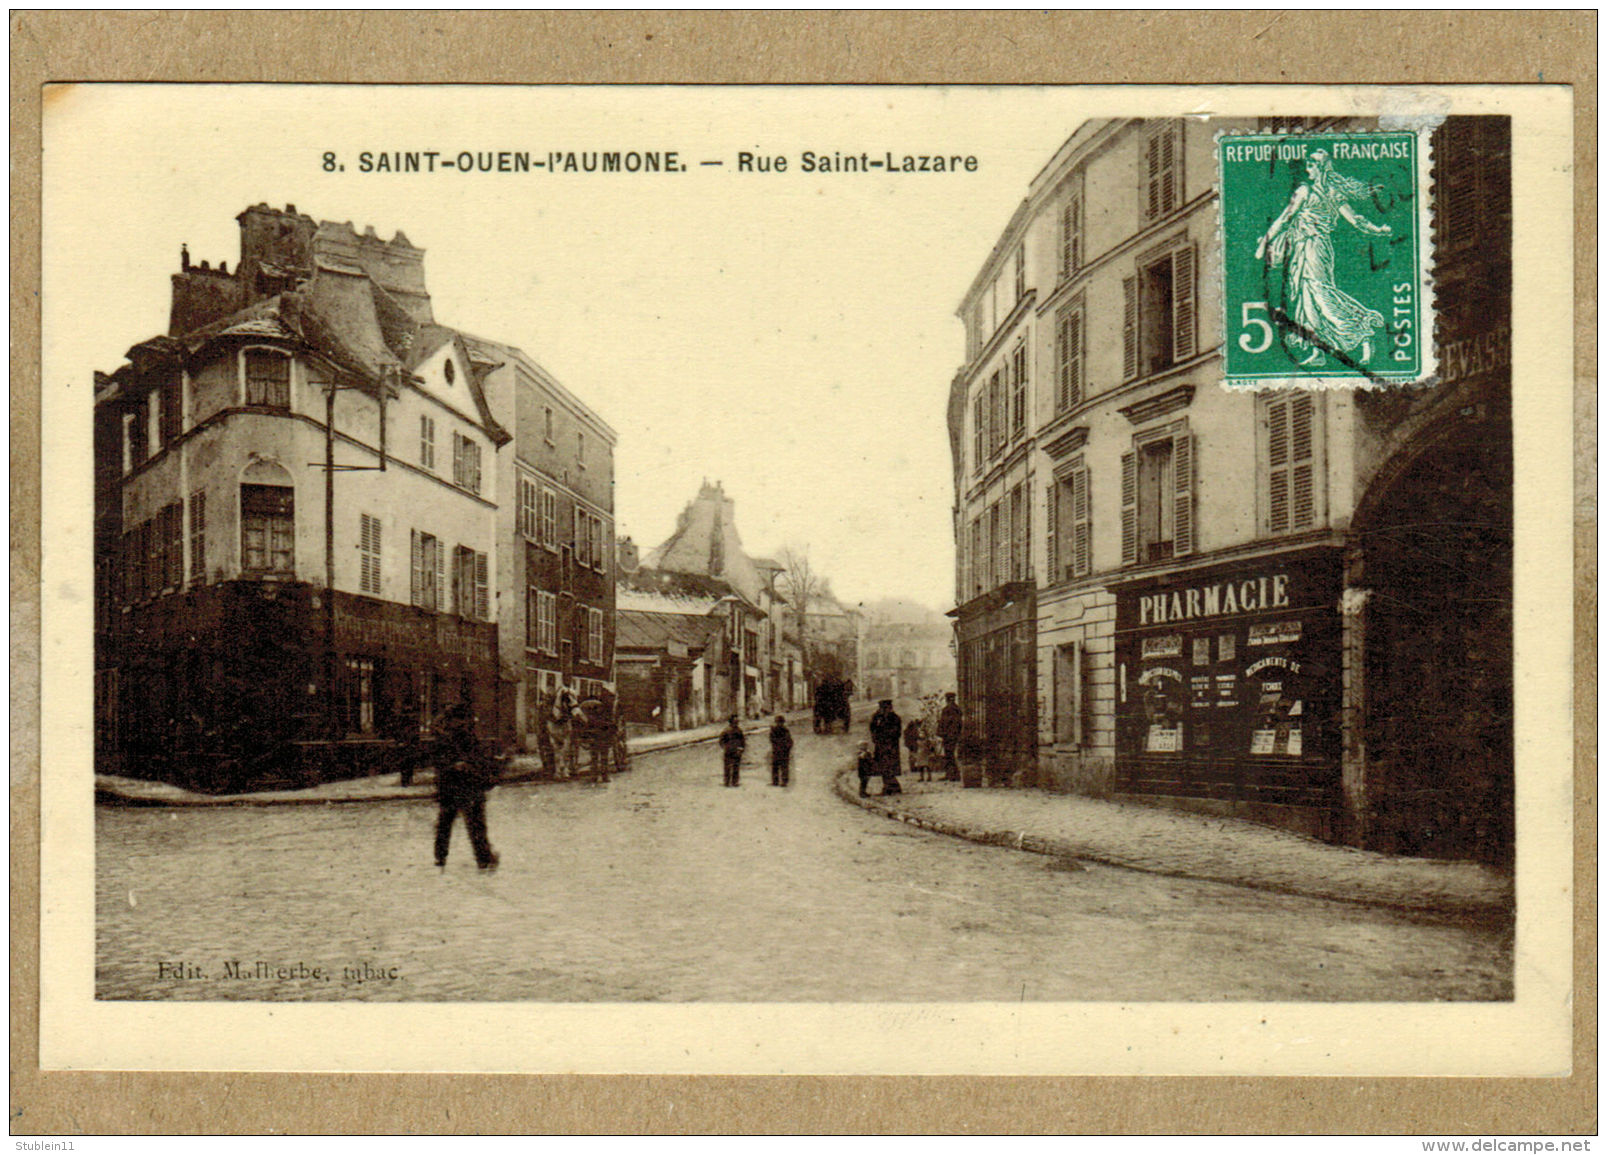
[
  {"x1": 718, "y1": 714, "x2": 746, "y2": 787},
  {"x1": 427, "y1": 703, "x2": 501, "y2": 871},
  {"x1": 769, "y1": 714, "x2": 793, "y2": 787},
  {"x1": 937, "y1": 692, "x2": 963, "y2": 781},
  {"x1": 869, "y1": 699, "x2": 903, "y2": 796},
  {"x1": 1255, "y1": 149, "x2": 1391, "y2": 368}
]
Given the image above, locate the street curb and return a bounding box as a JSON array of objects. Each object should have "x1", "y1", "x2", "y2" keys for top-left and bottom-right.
[
  {"x1": 94, "y1": 710, "x2": 823, "y2": 808},
  {"x1": 830, "y1": 767, "x2": 1511, "y2": 924}
]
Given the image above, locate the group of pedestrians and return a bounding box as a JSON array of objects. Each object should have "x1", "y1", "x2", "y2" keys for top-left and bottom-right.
[
  {"x1": 409, "y1": 690, "x2": 967, "y2": 870},
  {"x1": 857, "y1": 693, "x2": 964, "y2": 797},
  {"x1": 718, "y1": 714, "x2": 794, "y2": 788}
]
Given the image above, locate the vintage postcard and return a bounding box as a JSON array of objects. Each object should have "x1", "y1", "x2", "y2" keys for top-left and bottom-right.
[{"x1": 37, "y1": 81, "x2": 1572, "y2": 1079}]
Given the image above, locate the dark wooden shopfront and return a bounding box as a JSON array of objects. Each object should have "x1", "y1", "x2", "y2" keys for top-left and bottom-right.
[
  {"x1": 1112, "y1": 548, "x2": 1343, "y2": 830},
  {"x1": 952, "y1": 581, "x2": 1037, "y2": 786}
]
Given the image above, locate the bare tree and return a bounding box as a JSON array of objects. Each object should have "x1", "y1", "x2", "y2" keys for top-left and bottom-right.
[{"x1": 777, "y1": 544, "x2": 823, "y2": 694}]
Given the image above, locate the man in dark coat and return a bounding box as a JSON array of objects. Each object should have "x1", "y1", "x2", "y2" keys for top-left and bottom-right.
[
  {"x1": 718, "y1": 714, "x2": 746, "y2": 787},
  {"x1": 578, "y1": 694, "x2": 616, "y2": 783},
  {"x1": 937, "y1": 692, "x2": 964, "y2": 781},
  {"x1": 769, "y1": 715, "x2": 794, "y2": 786},
  {"x1": 426, "y1": 703, "x2": 501, "y2": 870},
  {"x1": 868, "y1": 699, "x2": 903, "y2": 795}
]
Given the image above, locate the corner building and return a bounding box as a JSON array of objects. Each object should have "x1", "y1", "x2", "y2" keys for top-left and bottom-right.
[
  {"x1": 949, "y1": 118, "x2": 1511, "y2": 861},
  {"x1": 94, "y1": 206, "x2": 505, "y2": 785},
  {"x1": 94, "y1": 204, "x2": 623, "y2": 785}
]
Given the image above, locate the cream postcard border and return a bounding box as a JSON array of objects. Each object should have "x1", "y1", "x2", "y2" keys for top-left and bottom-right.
[{"x1": 39, "y1": 83, "x2": 1573, "y2": 1075}]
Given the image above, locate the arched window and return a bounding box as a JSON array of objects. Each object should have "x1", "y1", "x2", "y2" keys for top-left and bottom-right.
[{"x1": 239, "y1": 460, "x2": 294, "y2": 577}]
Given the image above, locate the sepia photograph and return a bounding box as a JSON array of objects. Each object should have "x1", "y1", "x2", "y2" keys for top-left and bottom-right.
[{"x1": 36, "y1": 80, "x2": 1573, "y2": 1078}]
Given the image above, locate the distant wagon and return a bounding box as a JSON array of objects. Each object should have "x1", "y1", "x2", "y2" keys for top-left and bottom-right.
[{"x1": 812, "y1": 677, "x2": 853, "y2": 734}]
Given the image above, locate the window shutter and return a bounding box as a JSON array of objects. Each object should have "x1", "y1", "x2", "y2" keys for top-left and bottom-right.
[
  {"x1": 1120, "y1": 451, "x2": 1138, "y2": 564},
  {"x1": 411, "y1": 530, "x2": 423, "y2": 606},
  {"x1": 189, "y1": 490, "x2": 206, "y2": 582},
  {"x1": 359, "y1": 514, "x2": 380, "y2": 594},
  {"x1": 1010, "y1": 486, "x2": 1024, "y2": 581},
  {"x1": 1267, "y1": 397, "x2": 1290, "y2": 534},
  {"x1": 475, "y1": 550, "x2": 489, "y2": 620},
  {"x1": 1290, "y1": 393, "x2": 1315, "y2": 530},
  {"x1": 1441, "y1": 119, "x2": 1478, "y2": 249},
  {"x1": 435, "y1": 537, "x2": 446, "y2": 612},
  {"x1": 988, "y1": 375, "x2": 998, "y2": 454},
  {"x1": 1071, "y1": 642, "x2": 1084, "y2": 746},
  {"x1": 1143, "y1": 129, "x2": 1161, "y2": 220},
  {"x1": 1123, "y1": 276, "x2": 1138, "y2": 381},
  {"x1": 1045, "y1": 479, "x2": 1059, "y2": 582},
  {"x1": 1056, "y1": 312, "x2": 1070, "y2": 410},
  {"x1": 1072, "y1": 467, "x2": 1091, "y2": 578},
  {"x1": 1068, "y1": 310, "x2": 1083, "y2": 409},
  {"x1": 1023, "y1": 481, "x2": 1032, "y2": 581},
  {"x1": 1159, "y1": 124, "x2": 1177, "y2": 214},
  {"x1": 1171, "y1": 245, "x2": 1196, "y2": 362},
  {"x1": 1062, "y1": 196, "x2": 1082, "y2": 278},
  {"x1": 1172, "y1": 425, "x2": 1194, "y2": 557}
]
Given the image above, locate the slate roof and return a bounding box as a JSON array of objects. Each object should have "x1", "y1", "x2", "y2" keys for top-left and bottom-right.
[{"x1": 615, "y1": 609, "x2": 722, "y2": 655}]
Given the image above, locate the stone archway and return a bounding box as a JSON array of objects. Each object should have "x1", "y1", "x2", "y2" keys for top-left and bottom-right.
[{"x1": 1354, "y1": 422, "x2": 1513, "y2": 864}]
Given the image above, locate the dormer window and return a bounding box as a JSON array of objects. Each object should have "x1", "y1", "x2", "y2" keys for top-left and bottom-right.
[{"x1": 243, "y1": 348, "x2": 291, "y2": 408}]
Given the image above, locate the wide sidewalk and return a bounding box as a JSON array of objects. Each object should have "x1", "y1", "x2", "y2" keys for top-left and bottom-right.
[
  {"x1": 835, "y1": 773, "x2": 1513, "y2": 921},
  {"x1": 94, "y1": 709, "x2": 818, "y2": 808}
]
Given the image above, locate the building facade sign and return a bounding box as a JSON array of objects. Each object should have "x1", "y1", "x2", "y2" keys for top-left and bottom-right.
[
  {"x1": 1113, "y1": 548, "x2": 1342, "y2": 813},
  {"x1": 335, "y1": 599, "x2": 495, "y2": 664}
]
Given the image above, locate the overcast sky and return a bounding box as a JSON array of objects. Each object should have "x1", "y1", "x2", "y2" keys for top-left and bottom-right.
[{"x1": 44, "y1": 85, "x2": 1111, "y2": 610}]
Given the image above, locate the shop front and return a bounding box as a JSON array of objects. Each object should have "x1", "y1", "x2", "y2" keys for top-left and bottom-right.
[
  {"x1": 1111, "y1": 548, "x2": 1343, "y2": 838},
  {"x1": 109, "y1": 580, "x2": 498, "y2": 791},
  {"x1": 952, "y1": 581, "x2": 1037, "y2": 787}
]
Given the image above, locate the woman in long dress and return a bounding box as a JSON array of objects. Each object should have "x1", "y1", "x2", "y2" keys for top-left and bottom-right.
[{"x1": 1256, "y1": 149, "x2": 1393, "y2": 367}]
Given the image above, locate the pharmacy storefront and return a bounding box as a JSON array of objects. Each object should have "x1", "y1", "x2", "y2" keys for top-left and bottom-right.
[{"x1": 1111, "y1": 548, "x2": 1344, "y2": 837}]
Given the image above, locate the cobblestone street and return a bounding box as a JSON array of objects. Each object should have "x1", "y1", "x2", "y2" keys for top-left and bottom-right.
[{"x1": 97, "y1": 725, "x2": 1512, "y2": 1002}]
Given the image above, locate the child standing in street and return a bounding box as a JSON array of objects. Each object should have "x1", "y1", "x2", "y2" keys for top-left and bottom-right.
[
  {"x1": 855, "y1": 740, "x2": 876, "y2": 797},
  {"x1": 905, "y1": 716, "x2": 930, "y2": 782}
]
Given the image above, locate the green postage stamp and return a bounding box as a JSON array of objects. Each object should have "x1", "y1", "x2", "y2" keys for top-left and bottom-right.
[{"x1": 1218, "y1": 130, "x2": 1434, "y2": 388}]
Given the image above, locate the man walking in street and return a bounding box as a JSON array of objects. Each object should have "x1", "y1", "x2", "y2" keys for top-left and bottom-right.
[
  {"x1": 869, "y1": 698, "x2": 903, "y2": 796},
  {"x1": 769, "y1": 714, "x2": 794, "y2": 787},
  {"x1": 718, "y1": 714, "x2": 746, "y2": 787},
  {"x1": 425, "y1": 703, "x2": 501, "y2": 871},
  {"x1": 937, "y1": 692, "x2": 964, "y2": 781}
]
